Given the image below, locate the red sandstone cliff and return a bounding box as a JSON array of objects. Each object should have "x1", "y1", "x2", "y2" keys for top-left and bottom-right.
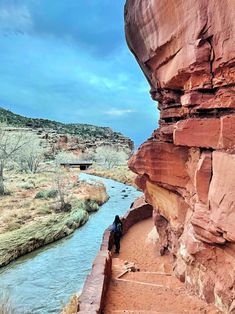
[{"x1": 125, "y1": 0, "x2": 235, "y2": 312}]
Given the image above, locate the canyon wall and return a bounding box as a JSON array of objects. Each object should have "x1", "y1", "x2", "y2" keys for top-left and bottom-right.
[{"x1": 125, "y1": 0, "x2": 235, "y2": 312}]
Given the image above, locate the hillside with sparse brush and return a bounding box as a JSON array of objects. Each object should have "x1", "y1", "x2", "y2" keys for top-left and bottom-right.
[{"x1": 0, "y1": 107, "x2": 134, "y2": 154}]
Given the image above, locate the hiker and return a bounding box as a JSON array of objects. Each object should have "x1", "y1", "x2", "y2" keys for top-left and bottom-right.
[{"x1": 111, "y1": 215, "x2": 123, "y2": 254}]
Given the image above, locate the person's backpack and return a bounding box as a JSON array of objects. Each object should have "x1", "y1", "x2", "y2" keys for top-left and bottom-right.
[
  {"x1": 112, "y1": 222, "x2": 123, "y2": 236},
  {"x1": 116, "y1": 222, "x2": 123, "y2": 236}
]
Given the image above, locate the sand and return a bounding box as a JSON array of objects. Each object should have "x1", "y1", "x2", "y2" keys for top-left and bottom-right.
[{"x1": 104, "y1": 218, "x2": 221, "y2": 314}]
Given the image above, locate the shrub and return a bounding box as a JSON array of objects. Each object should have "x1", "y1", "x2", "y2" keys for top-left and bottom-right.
[
  {"x1": 47, "y1": 189, "x2": 58, "y2": 198},
  {"x1": 35, "y1": 189, "x2": 58, "y2": 199},
  {"x1": 2, "y1": 190, "x2": 11, "y2": 196},
  {"x1": 20, "y1": 183, "x2": 35, "y2": 190},
  {"x1": 35, "y1": 190, "x2": 48, "y2": 199},
  {"x1": 84, "y1": 199, "x2": 99, "y2": 212}
]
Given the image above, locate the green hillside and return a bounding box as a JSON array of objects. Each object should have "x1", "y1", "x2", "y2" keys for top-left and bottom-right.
[{"x1": 0, "y1": 107, "x2": 131, "y2": 144}]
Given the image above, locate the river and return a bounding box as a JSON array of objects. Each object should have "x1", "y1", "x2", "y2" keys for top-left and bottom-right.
[{"x1": 0, "y1": 174, "x2": 142, "y2": 314}]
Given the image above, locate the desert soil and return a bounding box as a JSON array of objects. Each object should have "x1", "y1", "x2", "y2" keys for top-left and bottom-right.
[
  {"x1": 104, "y1": 218, "x2": 221, "y2": 314},
  {"x1": 0, "y1": 170, "x2": 108, "y2": 267}
]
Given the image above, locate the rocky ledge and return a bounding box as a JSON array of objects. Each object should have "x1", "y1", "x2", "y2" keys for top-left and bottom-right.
[{"x1": 125, "y1": 0, "x2": 235, "y2": 312}]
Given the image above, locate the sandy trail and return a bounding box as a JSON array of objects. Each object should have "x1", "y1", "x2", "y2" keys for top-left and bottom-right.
[{"x1": 104, "y1": 218, "x2": 221, "y2": 314}]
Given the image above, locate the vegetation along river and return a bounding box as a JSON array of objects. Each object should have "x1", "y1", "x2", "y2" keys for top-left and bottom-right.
[{"x1": 0, "y1": 173, "x2": 142, "y2": 314}]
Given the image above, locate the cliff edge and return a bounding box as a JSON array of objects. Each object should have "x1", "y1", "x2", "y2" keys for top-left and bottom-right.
[{"x1": 125, "y1": 0, "x2": 235, "y2": 312}]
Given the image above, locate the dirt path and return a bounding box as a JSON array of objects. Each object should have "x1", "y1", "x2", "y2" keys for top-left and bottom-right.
[{"x1": 104, "y1": 218, "x2": 221, "y2": 314}]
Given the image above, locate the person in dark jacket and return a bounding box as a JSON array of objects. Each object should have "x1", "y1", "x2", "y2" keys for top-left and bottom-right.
[{"x1": 111, "y1": 215, "x2": 123, "y2": 254}]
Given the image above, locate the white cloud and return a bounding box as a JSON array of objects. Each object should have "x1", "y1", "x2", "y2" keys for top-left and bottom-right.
[
  {"x1": 87, "y1": 73, "x2": 128, "y2": 91},
  {"x1": 104, "y1": 108, "x2": 135, "y2": 117}
]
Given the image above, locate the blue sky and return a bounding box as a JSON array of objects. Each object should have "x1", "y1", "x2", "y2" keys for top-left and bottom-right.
[{"x1": 0, "y1": 0, "x2": 158, "y2": 146}]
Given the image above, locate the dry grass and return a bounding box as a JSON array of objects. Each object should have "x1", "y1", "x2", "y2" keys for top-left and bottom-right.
[
  {"x1": 0, "y1": 207, "x2": 89, "y2": 267},
  {"x1": 0, "y1": 171, "x2": 55, "y2": 234},
  {"x1": 0, "y1": 294, "x2": 17, "y2": 314},
  {"x1": 0, "y1": 168, "x2": 109, "y2": 267},
  {"x1": 60, "y1": 294, "x2": 80, "y2": 314},
  {"x1": 76, "y1": 180, "x2": 109, "y2": 205},
  {"x1": 87, "y1": 165, "x2": 137, "y2": 187},
  {"x1": 0, "y1": 169, "x2": 108, "y2": 234}
]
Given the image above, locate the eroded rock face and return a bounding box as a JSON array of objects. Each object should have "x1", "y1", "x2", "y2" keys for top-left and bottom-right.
[
  {"x1": 125, "y1": 0, "x2": 235, "y2": 311},
  {"x1": 39, "y1": 129, "x2": 134, "y2": 158}
]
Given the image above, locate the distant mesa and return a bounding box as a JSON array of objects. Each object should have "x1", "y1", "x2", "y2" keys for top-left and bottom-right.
[{"x1": 0, "y1": 107, "x2": 134, "y2": 156}]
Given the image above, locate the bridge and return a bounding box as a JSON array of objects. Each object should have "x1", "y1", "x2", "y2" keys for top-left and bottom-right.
[{"x1": 60, "y1": 160, "x2": 93, "y2": 170}]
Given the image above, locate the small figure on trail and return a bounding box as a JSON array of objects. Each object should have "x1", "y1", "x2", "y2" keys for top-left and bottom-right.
[{"x1": 111, "y1": 215, "x2": 123, "y2": 254}]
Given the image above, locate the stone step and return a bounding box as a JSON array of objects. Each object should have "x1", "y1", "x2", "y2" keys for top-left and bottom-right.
[
  {"x1": 120, "y1": 271, "x2": 181, "y2": 288},
  {"x1": 106, "y1": 308, "x2": 207, "y2": 314},
  {"x1": 114, "y1": 278, "x2": 182, "y2": 292},
  {"x1": 107, "y1": 311, "x2": 184, "y2": 314},
  {"x1": 113, "y1": 278, "x2": 175, "y2": 290},
  {"x1": 107, "y1": 279, "x2": 209, "y2": 313}
]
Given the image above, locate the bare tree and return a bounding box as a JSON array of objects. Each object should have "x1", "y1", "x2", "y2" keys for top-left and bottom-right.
[
  {"x1": 95, "y1": 146, "x2": 128, "y2": 169},
  {"x1": 79, "y1": 149, "x2": 95, "y2": 161},
  {"x1": 52, "y1": 151, "x2": 79, "y2": 211},
  {"x1": 55, "y1": 151, "x2": 78, "y2": 165},
  {"x1": 54, "y1": 170, "x2": 73, "y2": 212},
  {"x1": 0, "y1": 128, "x2": 27, "y2": 195},
  {"x1": 16, "y1": 134, "x2": 46, "y2": 173}
]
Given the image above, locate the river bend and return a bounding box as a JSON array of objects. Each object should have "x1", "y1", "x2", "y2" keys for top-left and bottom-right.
[{"x1": 0, "y1": 174, "x2": 142, "y2": 314}]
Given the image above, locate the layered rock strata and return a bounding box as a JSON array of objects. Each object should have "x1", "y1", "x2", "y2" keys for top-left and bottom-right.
[{"x1": 125, "y1": 0, "x2": 235, "y2": 312}]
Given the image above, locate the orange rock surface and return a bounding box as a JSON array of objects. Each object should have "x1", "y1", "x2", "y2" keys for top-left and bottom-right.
[
  {"x1": 104, "y1": 219, "x2": 221, "y2": 313},
  {"x1": 125, "y1": 0, "x2": 235, "y2": 312}
]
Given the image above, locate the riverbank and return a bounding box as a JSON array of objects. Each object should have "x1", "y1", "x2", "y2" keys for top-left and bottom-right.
[
  {"x1": 0, "y1": 171, "x2": 109, "y2": 267},
  {"x1": 0, "y1": 207, "x2": 89, "y2": 268},
  {"x1": 86, "y1": 165, "x2": 137, "y2": 187},
  {"x1": 0, "y1": 174, "x2": 142, "y2": 314}
]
